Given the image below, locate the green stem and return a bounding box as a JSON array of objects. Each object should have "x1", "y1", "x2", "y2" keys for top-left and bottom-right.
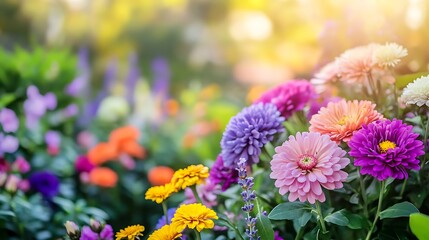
[
  {"x1": 358, "y1": 170, "x2": 369, "y2": 218},
  {"x1": 162, "y1": 201, "x2": 169, "y2": 224},
  {"x1": 295, "y1": 227, "x2": 304, "y2": 240},
  {"x1": 420, "y1": 117, "x2": 429, "y2": 169},
  {"x1": 399, "y1": 179, "x2": 408, "y2": 198},
  {"x1": 365, "y1": 181, "x2": 385, "y2": 240},
  {"x1": 194, "y1": 229, "x2": 201, "y2": 240},
  {"x1": 315, "y1": 201, "x2": 327, "y2": 234},
  {"x1": 191, "y1": 185, "x2": 203, "y2": 204}
]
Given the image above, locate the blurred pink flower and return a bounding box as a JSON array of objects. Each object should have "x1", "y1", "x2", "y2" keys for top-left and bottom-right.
[
  {"x1": 77, "y1": 131, "x2": 96, "y2": 149},
  {"x1": 270, "y1": 132, "x2": 349, "y2": 204},
  {"x1": 12, "y1": 156, "x2": 30, "y2": 173},
  {"x1": 45, "y1": 131, "x2": 61, "y2": 156},
  {"x1": 0, "y1": 108, "x2": 19, "y2": 133}
]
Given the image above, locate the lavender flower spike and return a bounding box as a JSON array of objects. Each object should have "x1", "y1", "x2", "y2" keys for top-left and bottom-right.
[{"x1": 237, "y1": 158, "x2": 260, "y2": 240}]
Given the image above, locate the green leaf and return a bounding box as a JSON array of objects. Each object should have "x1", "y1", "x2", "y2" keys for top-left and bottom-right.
[
  {"x1": 0, "y1": 94, "x2": 16, "y2": 108},
  {"x1": 324, "y1": 210, "x2": 349, "y2": 226},
  {"x1": 410, "y1": 213, "x2": 429, "y2": 240},
  {"x1": 298, "y1": 211, "x2": 312, "y2": 227},
  {"x1": 0, "y1": 210, "x2": 15, "y2": 219},
  {"x1": 396, "y1": 72, "x2": 429, "y2": 89},
  {"x1": 256, "y1": 213, "x2": 274, "y2": 240},
  {"x1": 343, "y1": 211, "x2": 366, "y2": 229},
  {"x1": 268, "y1": 202, "x2": 311, "y2": 220},
  {"x1": 380, "y1": 202, "x2": 419, "y2": 219}
]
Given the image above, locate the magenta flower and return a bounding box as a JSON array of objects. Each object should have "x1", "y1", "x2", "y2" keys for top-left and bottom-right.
[
  {"x1": 12, "y1": 156, "x2": 30, "y2": 173},
  {"x1": 100, "y1": 224, "x2": 114, "y2": 240},
  {"x1": 0, "y1": 108, "x2": 19, "y2": 133},
  {"x1": 255, "y1": 80, "x2": 315, "y2": 119},
  {"x1": 349, "y1": 119, "x2": 424, "y2": 181},
  {"x1": 75, "y1": 155, "x2": 95, "y2": 173},
  {"x1": 270, "y1": 132, "x2": 349, "y2": 204},
  {"x1": 209, "y1": 155, "x2": 238, "y2": 191},
  {"x1": 80, "y1": 226, "x2": 99, "y2": 240}
]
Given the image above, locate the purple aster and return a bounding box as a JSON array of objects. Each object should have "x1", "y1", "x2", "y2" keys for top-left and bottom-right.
[
  {"x1": 0, "y1": 108, "x2": 19, "y2": 133},
  {"x1": 255, "y1": 80, "x2": 316, "y2": 119},
  {"x1": 209, "y1": 155, "x2": 238, "y2": 191},
  {"x1": 221, "y1": 103, "x2": 285, "y2": 167},
  {"x1": 99, "y1": 224, "x2": 114, "y2": 240},
  {"x1": 0, "y1": 133, "x2": 19, "y2": 156},
  {"x1": 80, "y1": 226, "x2": 98, "y2": 240},
  {"x1": 29, "y1": 171, "x2": 60, "y2": 199},
  {"x1": 155, "y1": 208, "x2": 176, "y2": 229},
  {"x1": 24, "y1": 85, "x2": 57, "y2": 128},
  {"x1": 349, "y1": 119, "x2": 424, "y2": 181}
]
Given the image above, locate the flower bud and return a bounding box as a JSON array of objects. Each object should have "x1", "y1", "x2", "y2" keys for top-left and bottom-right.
[
  {"x1": 64, "y1": 221, "x2": 79, "y2": 236},
  {"x1": 5, "y1": 175, "x2": 20, "y2": 192},
  {"x1": 90, "y1": 219, "x2": 102, "y2": 233}
]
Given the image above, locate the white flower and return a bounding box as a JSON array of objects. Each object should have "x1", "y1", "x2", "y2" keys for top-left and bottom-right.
[
  {"x1": 373, "y1": 43, "x2": 408, "y2": 68},
  {"x1": 401, "y1": 75, "x2": 429, "y2": 107},
  {"x1": 97, "y1": 96, "x2": 130, "y2": 122}
]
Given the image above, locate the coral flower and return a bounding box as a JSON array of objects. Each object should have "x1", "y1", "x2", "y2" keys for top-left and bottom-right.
[
  {"x1": 87, "y1": 143, "x2": 118, "y2": 165},
  {"x1": 145, "y1": 183, "x2": 175, "y2": 204},
  {"x1": 148, "y1": 166, "x2": 175, "y2": 186},
  {"x1": 336, "y1": 44, "x2": 378, "y2": 84},
  {"x1": 309, "y1": 100, "x2": 383, "y2": 143},
  {"x1": 349, "y1": 119, "x2": 424, "y2": 181},
  {"x1": 147, "y1": 224, "x2": 182, "y2": 240},
  {"x1": 254, "y1": 80, "x2": 315, "y2": 119},
  {"x1": 171, "y1": 203, "x2": 218, "y2": 232},
  {"x1": 170, "y1": 164, "x2": 209, "y2": 190},
  {"x1": 89, "y1": 167, "x2": 118, "y2": 188},
  {"x1": 115, "y1": 224, "x2": 145, "y2": 240},
  {"x1": 109, "y1": 126, "x2": 146, "y2": 159},
  {"x1": 270, "y1": 132, "x2": 349, "y2": 204}
]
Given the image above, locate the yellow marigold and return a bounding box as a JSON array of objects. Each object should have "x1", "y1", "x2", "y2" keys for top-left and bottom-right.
[
  {"x1": 171, "y1": 164, "x2": 209, "y2": 190},
  {"x1": 147, "y1": 224, "x2": 182, "y2": 240},
  {"x1": 115, "y1": 224, "x2": 145, "y2": 240},
  {"x1": 145, "y1": 183, "x2": 175, "y2": 204},
  {"x1": 171, "y1": 203, "x2": 218, "y2": 232}
]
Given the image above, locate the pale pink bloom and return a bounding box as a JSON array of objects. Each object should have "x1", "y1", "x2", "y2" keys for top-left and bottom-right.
[
  {"x1": 184, "y1": 179, "x2": 220, "y2": 208},
  {"x1": 270, "y1": 132, "x2": 349, "y2": 204},
  {"x1": 309, "y1": 100, "x2": 383, "y2": 143},
  {"x1": 12, "y1": 156, "x2": 30, "y2": 173},
  {"x1": 310, "y1": 61, "x2": 339, "y2": 86}
]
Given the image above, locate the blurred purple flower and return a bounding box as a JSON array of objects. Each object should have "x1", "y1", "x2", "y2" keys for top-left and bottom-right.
[
  {"x1": 29, "y1": 171, "x2": 60, "y2": 199},
  {"x1": 80, "y1": 226, "x2": 98, "y2": 240},
  {"x1": 274, "y1": 231, "x2": 284, "y2": 240},
  {"x1": 66, "y1": 47, "x2": 90, "y2": 96},
  {"x1": 63, "y1": 104, "x2": 79, "y2": 118},
  {"x1": 75, "y1": 155, "x2": 95, "y2": 173},
  {"x1": 155, "y1": 208, "x2": 177, "y2": 229},
  {"x1": 125, "y1": 53, "x2": 141, "y2": 108},
  {"x1": 24, "y1": 85, "x2": 57, "y2": 128},
  {"x1": 209, "y1": 155, "x2": 238, "y2": 191},
  {"x1": 0, "y1": 108, "x2": 19, "y2": 132},
  {"x1": 151, "y1": 57, "x2": 170, "y2": 100},
  {"x1": 100, "y1": 224, "x2": 114, "y2": 240},
  {"x1": 45, "y1": 131, "x2": 61, "y2": 155},
  {"x1": 0, "y1": 133, "x2": 19, "y2": 156},
  {"x1": 221, "y1": 103, "x2": 285, "y2": 167}
]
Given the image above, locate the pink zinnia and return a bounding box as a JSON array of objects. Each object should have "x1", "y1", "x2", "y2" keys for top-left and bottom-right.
[
  {"x1": 270, "y1": 132, "x2": 349, "y2": 204},
  {"x1": 309, "y1": 100, "x2": 383, "y2": 143},
  {"x1": 254, "y1": 80, "x2": 315, "y2": 119}
]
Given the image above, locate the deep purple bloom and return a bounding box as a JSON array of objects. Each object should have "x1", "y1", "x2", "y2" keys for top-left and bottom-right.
[
  {"x1": 349, "y1": 119, "x2": 424, "y2": 181},
  {"x1": 221, "y1": 103, "x2": 284, "y2": 167},
  {"x1": 155, "y1": 208, "x2": 177, "y2": 229},
  {"x1": 29, "y1": 171, "x2": 60, "y2": 199},
  {"x1": 255, "y1": 80, "x2": 315, "y2": 119},
  {"x1": 0, "y1": 133, "x2": 19, "y2": 156},
  {"x1": 209, "y1": 155, "x2": 238, "y2": 190},
  {"x1": 24, "y1": 85, "x2": 57, "y2": 128},
  {"x1": 100, "y1": 224, "x2": 114, "y2": 240},
  {"x1": 75, "y1": 155, "x2": 95, "y2": 173},
  {"x1": 0, "y1": 108, "x2": 19, "y2": 132},
  {"x1": 80, "y1": 226, "x2": 98, "y2": 240}
]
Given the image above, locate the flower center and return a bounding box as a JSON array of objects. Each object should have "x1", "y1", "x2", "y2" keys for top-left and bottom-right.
[
  {"x1": 379, "y1": 140, "x2": 396, "y2": 153},
  {"x1": 338, "y1": 116, "x2": 349, "y2": 125},
  {"x1": 298, "y1": 154, "x2": 318, "y2": 171}
]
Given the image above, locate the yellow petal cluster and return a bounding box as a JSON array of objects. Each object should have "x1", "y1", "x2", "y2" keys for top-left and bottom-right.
[
  {"x1": 171, "y1": 203, "x2": 218, "y2": 232},
  {"x1": 147, "y1": 224, "x2": 182, "y2": 240},
  {"x1": 145, "y1": 183, "x2": 175, "y2": 204},
  {"x1": 170, "y1": 164, "x2": 209, "y2": 190},
  {"x1": 115, "y1": 224, "x2": 145, "y2": 240}
]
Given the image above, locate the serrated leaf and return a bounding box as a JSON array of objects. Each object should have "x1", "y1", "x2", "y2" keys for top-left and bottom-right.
[
  {"x1": 268, "y1": 202, "x2": 311, "y2": 220},
  {"x1": 256, "y1": 213, "x2": 274, "y2": 240},
  {"x1": 324, "y1": 210, "x2": 349, "y2": 226},
  {"x1": 409, "y1": 213, "x2": 429, "y2": 240},
  {"x1": 380, "y1": 202, "x2": 419, "y2": 219}
]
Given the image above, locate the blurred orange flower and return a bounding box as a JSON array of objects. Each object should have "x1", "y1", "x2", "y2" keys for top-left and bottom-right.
[
  {"x1": 89, "y1": 167, "x2": 118, "y2": 188},
  {"x1": 148, "y1": 166, "x2": 175, "y2": 186},
  {"x1": 165, "y1": 99, "x2": 180, "y2": 117},
  {"x1": 87, "y1": 142, "x2": 118, "y2": 165}
]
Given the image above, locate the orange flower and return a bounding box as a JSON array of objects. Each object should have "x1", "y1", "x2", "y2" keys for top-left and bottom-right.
[
  {"x1": 148, "y1": 166, "x2": 175, "y2": 186},
  {"x1": 120, "y1": 140, "x2": 146, "y2": 159},
  {"x1": 87, "y1": 142, "x2": 118, "y2": 165},
  {"x1": 109, "y1": 126, "x2": 146, "y2": 159},
  {"x1": 165, "y1": 99, "x2": 180, "y2": 117},
  {"x1": 89, "y1": 167, "x2": 118, "y2": 188}
]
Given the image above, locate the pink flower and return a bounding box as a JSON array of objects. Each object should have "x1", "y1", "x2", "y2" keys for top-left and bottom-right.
[
  {"x1": 12, "y1": 156, "x2": 30, "y2": 173},
  {"x1": 310, "y1": 61, "x2": 339, "y2": 92},
  {"x1": 309, "y1": 100, "x2": 383, "y2": 143},
  {"x1": 184, "y1": 179, "x2": 220, "y2": 208},
  {"x1": 270, "y1": 132, "x2": 349, "y2": 204}
]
